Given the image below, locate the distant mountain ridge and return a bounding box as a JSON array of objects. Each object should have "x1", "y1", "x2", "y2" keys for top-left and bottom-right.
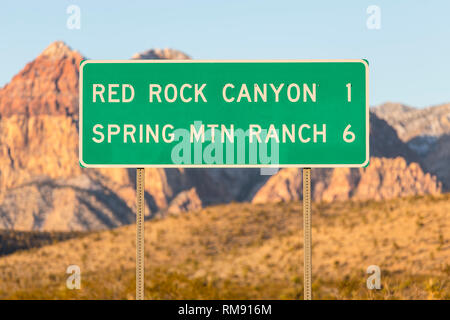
[
  {"x1": 372, "y1": 102, "x2": 450, "y2": 189},
  {"x1": 0, "y1": 41, "x2": 446, "y2": 231},
  {"x1": 372, "y1": 102, "x2": 450, "y2": 144}
]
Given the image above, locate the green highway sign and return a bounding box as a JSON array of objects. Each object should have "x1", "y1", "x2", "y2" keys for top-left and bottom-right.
[{"x1": 79, "y1": 60, "x2": 369, "y2": 168}]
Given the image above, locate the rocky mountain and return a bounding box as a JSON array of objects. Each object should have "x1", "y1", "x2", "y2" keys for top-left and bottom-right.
[
  {"x1": 424, "y1": 134, "x2": 450, "y2": 190},
  {"x1": 0, "y1": 41, "x2": 446, "y2": 231},
  {"x1": 369, "y1": 112, "x2": 420, "y2": 163},
  {"x1": 132, "y1": 48, "x2": 190, "y2": 60},
  {"x1": 373, "y1": 102, "x2": 450, "y2": 189},
  {"x1": 373, "y1": 102, "x2": 450, "y2": 145},
  {"x1": 0, "y1": 42, "x2": 261, "y2": 230},
  {"x1": 252, "y1": 157, "x2": 441, "y2": 203},
  {"x1": 0, "y1": 41, "x2": 81, "y2": 119}
]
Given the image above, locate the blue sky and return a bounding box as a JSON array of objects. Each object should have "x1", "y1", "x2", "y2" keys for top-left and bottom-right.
[{"x1": 1, "y1": 0, "x2": 449, "y2": 107}]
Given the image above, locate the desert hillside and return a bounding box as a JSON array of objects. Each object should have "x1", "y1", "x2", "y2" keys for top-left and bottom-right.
[{"x1": 0, "y1": 194, "x2": 448, "y2": 299}]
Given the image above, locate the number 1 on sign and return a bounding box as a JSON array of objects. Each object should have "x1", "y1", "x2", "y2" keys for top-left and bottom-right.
[{"x1": 346, "y1": 83, "x2": 352, "y2": 102}]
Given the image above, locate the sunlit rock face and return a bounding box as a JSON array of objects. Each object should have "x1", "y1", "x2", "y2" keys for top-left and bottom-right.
[{"x1": 252, "y1": 157, "x2": 441, "y2": 204}]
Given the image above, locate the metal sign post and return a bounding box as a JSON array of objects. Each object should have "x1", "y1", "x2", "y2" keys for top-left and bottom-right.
[
  {"x1": 136, "y1": 168, "x2": 145, "y2": 300},
  {"x1": 303, "y1": 168, "x2": 312, "y2": 300}
]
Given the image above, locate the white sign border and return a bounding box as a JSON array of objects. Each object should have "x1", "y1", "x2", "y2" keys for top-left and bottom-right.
[{"x1": 79, "y1": 59, "x2": 369, "y2": 168}]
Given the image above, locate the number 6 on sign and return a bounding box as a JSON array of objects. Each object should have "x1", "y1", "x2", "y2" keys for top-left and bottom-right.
[{"x1": 343, "y1": 125, "x2": 355, "y2": 143}]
